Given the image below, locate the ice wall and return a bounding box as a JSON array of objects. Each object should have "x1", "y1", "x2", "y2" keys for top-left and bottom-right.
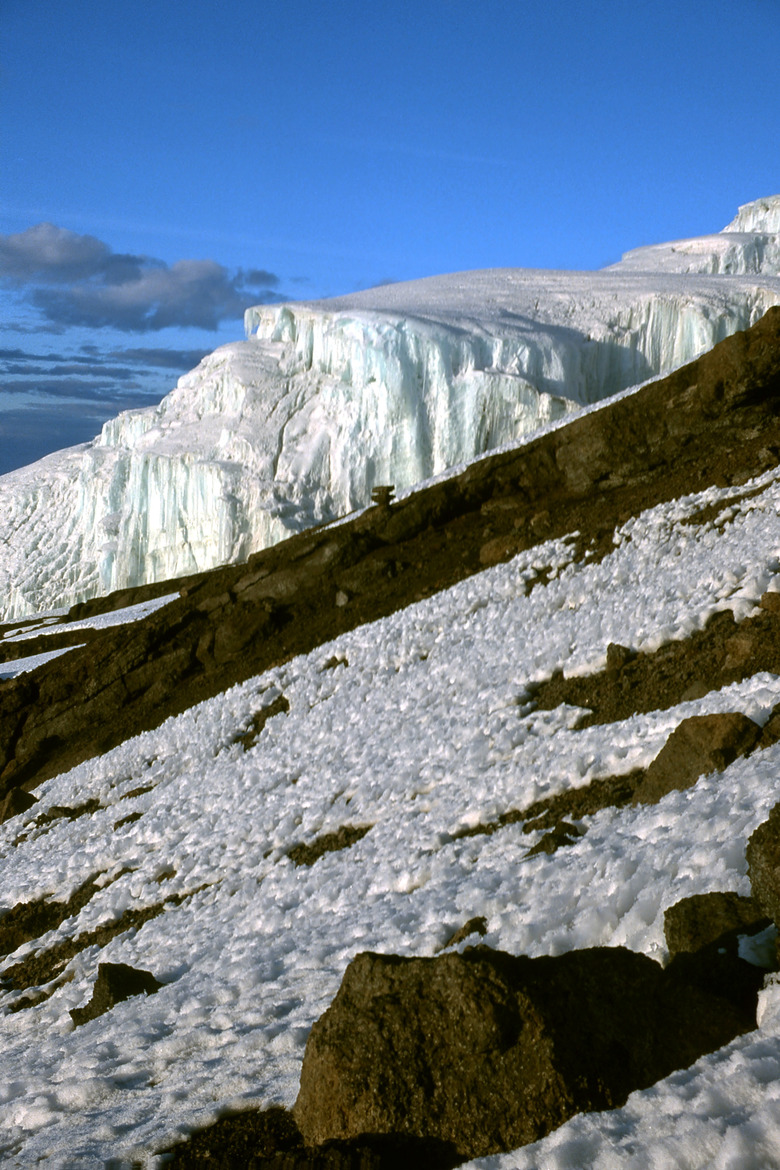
[
  {"x1": 723, "y1": 194, "x2": 780, "y2": 234},
  {"x1": 1, "y1": 201, "x2": 779, "y2": 619}
]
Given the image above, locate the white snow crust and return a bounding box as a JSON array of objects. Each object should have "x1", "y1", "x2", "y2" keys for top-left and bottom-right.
[
  {"x1": 2, "y1": 458, "x2": 780, "y2": 1166},
  {"x1": 1, "y1": 200, "x2": 779, "y2": 620}
]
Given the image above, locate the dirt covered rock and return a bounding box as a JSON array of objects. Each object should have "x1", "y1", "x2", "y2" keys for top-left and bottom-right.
[{"x1": 663, "y1": 892, "x2": 772, "y2": 1025}]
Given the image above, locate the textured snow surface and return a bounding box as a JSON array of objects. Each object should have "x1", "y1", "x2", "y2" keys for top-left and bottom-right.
[
  {"x1": 3, "y1": 466, "x2": 780, "y2": 1166},
  {"x1": 1, "y1": 199, "x2": 780, "y2": 619}
]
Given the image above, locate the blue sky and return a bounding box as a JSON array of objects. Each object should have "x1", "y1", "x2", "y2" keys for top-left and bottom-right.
[{"x1": 1, "y1": 0, "x2": 779, "y2": 473}]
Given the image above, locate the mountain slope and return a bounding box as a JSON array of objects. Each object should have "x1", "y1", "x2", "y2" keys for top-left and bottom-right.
[
  {"x1": 1, "y1": 309, "x2": 780, "y2": 1166},
  {"x1": 1, "y1": 196, "x2": 779, "y2": 620},
  {"x1": 1, "y1": 306, "x2": 779, "y2": 797}
]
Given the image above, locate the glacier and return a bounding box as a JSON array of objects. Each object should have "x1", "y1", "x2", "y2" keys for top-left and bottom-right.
[{"x1": 1, "y1": 195, "x2": 780, "y2": 620}]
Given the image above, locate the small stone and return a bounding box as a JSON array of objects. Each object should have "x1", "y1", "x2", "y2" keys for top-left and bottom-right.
[
  {"x1": 442, "y1": 917, "x2": 488, "y2": 949},
  {"x1": 606, "y1": 643, "x2": 634, "y2": 672},
  {"x1": 723, "y1": 632, "x2": 759, "y2": 671},
  {"x1": 761, "y1": 705, "x2": 780, "y2": 749},
  {"x1": 664, "y1": 892, "x2": 769, "y2": 957},
  {"x1": 371, "y1": 485, "x2": 395, "y2": 507},
  {"x1": 526, "y1": 821, "x2": 583, "y2": 856},
  {"x1": 529, "y1": 510, "x2": 551, "y2": 537},
  {"x1": 680, "y1": 680, "x2": 711, "y2": 702},
  {"x1": 335, "y1": 590, "x2": 350, "y2": 608},
  {"x1": 479, "y1": 534, "x2": 521, "y2": 567}
]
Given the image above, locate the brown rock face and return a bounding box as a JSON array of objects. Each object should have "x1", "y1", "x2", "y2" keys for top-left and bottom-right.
[
  {"x1": 747, "y1": 802, "x2": 780, "y2": 927},
  {"x1": 632, "y1": 713, "x2": 761, "y2": 805},
  {"x1": 293, "y1": 946, "x2": 751, "y2": 1160}
]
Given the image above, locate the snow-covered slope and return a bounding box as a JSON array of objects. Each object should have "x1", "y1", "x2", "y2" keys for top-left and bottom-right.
[
  {"x1": 2, "y1": 454, "x2": 780, "y2": 1167},
  {"x1": 2, "y1": 196, "x2": 780, "y2": 620}
]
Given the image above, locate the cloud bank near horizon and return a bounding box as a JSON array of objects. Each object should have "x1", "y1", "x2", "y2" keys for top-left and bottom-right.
[{"x1": 0, "y1": 223, "x2": 281, "y2": 332}]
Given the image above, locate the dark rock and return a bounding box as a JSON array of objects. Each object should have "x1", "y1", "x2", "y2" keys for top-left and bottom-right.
[
  {"x1": 664, "y1": 892, "x2": 769, "y2": 956},
  {"x1": 0, "y1": 786, "x2": 37, "y2": 823},
  {"x1": 320, "y1": 656, "x2": 348, "y2": 672},
  {"x1": 235, "y1": 695, "x2": 290, "y2": 751},
  {"x1": 680, "y1": 680, "x2": 711, "y2": 702},
  {"x1": 113, "y1": 811, "x2": 142, "y2": 831},
  {"x1": 479, "y1": 533, "x2": 522, "y2": 566},
  {"x1": 760, "y1": 704, "x2": 780, "y2": 749},
  {"x1": 526, "y1": 821, "x2": 583, "y2": 856},
  {"x1": 36, "y1": 798, "x2": 101, "y2": 824},
  {"x1": 723, "y1": 632, "x2": 760, "y2": 671},
  {"x1": 0, "y1": 874, "x2": 101, "y2": 959},
  {"x1": 632, "y1": 713, "x2": 761, "y2": 805},
  {"x1": 529, "y1": 510, "x2": 551, "y2": 536},
  {"x1": 441, "y1": 917, "x2": 488, "y2": 949},
  {"x1": 760, "y1": 592, "x2": 780, "y2": 615},
  {"x1": 606, "y1": 643, "x2": 634, "y2": 672},
  {"x1": 747, "y1": 801, "x2": 780, "y2": 926},
  {"x1": 69, "y1": 961, "x2": 162, "y2": 1027},
  {"x1": 287, "y1": 825, "x2": 372, "y2": 867},
  {"x1": 293, "y1": 946, "x2": 751, "y2": 1160},
  {"x1": 531, "y1": 604, "x2": 780, "y2": 731},
  {"x1": 663, "y1": 892, "x2": 772, "y2": 1025},
  {"x1": 370, "y1": 485, "x2": 395, "y2": 507}
]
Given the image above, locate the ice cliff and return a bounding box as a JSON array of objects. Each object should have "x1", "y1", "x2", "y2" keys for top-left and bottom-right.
[{"x1": 2, "y1": 195, "x2": 780, "y2": 619}]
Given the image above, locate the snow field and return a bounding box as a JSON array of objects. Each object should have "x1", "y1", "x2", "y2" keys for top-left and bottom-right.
[{"x1": 2, "y1": 472, "x2": 780, "y2": 1165}]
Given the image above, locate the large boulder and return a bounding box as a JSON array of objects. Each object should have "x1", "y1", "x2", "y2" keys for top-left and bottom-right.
[
  {"x1": 0, "y1": 786, "x2": 37, "y2": 824},
  {"x1": 632, "y1": 713, "x2": 761, "y2": 805},
  {"x1": 293, "y1": 946, "x2": 751, "y2": 1161}
]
